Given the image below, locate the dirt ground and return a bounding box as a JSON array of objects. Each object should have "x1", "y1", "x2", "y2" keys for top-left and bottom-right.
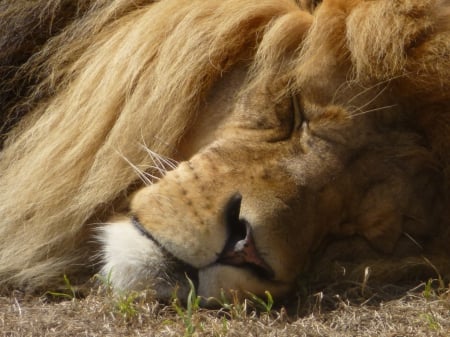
[{"x1": 1, "y1": 280, "x2": 449, "y2": 337}]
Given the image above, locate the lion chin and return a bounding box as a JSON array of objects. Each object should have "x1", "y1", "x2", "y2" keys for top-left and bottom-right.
[{"x1": 0, "y1": 0, "x2": 449, "y2": 304}]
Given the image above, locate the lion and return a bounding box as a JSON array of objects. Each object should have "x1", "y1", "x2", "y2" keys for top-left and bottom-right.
[{"x1": 0, "y1": 0, "x2": 449, "y2": 304}]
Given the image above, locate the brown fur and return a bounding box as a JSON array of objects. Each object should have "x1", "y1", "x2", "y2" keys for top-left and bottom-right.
[{"x1": 0, "y1": 0, "x2": 449, "y2": 296}]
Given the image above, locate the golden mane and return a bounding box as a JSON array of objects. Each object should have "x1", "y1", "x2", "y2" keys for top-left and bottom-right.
[
  {"x1": 0, "y1": 0, "x2": 308, "y2": 289},
  {"x1": 0, "y1": 0, "x2": 449, "y2": 292}
]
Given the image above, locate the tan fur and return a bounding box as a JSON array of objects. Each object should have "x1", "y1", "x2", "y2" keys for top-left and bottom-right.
[{"x1": 0, "y1": 0, "x2": 448, "y2": 299}]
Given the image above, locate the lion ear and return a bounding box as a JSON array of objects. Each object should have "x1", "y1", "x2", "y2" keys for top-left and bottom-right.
[{"x1": 356, "y1": 186, "x2": 403, "y2": 254}]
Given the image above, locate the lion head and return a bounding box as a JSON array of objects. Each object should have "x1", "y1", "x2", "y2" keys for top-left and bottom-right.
[{"x1": 0, "y1": 0, "x2": 449, "y2": 303}]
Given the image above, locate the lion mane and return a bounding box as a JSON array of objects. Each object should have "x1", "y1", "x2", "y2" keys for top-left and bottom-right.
[{"x1": 0, "y1": 0, "x2": 449, "y2": 296}]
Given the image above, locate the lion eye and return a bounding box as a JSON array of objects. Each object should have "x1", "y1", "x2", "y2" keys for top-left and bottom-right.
[
  {"x1": 291, "y1": 94, "x2": 304, "y2": 130},
  {"x1": 311, "y1": 0, "x2": 322, "y2": 10},
  {"x1": 297, "y1": 0, "x2": 322, "y2": 12}
]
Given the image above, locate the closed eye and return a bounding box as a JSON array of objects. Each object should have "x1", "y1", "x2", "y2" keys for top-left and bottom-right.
[
  {"x1": 297, "y1": 0, "x2": 322, "y2": 12},
  {"x1": 291, "y1": 94, "x2": 304, "y2": 131}
]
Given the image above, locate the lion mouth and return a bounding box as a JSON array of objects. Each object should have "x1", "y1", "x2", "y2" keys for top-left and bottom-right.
[
  {"x1": 131, "y1": 216, "x2": 199, "y2": 287},
  {"x1": 132, "y1": 193, "x2": 275, "y2": 284}
]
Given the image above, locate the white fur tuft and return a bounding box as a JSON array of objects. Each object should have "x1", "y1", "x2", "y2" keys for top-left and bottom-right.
[{"x1": 98, "y1": 220, "x2": 166, "y2": 291}]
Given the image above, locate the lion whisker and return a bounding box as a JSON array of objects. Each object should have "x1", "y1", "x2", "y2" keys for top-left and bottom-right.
[
  {"x1": 344, "y1": 74, "x2": 405, "y2": 107},
  {"x1": 138, "y1": 129, "x2": 178, "y2": 171},
  {"x1": 403, "y1": 232, "x2": 424, "y2": 251},
  {"x1": 345, "y1": 81, "x2": 384, "y2": 105},
  {"x1": 141, "y1": 145, "x2": 178, "y2": 171},
  {"x1": 347, "y1": 84, "x2": 389, "y2": 114},
  {"x1": 116, "y1": 150, "x2": 153, "y2": 186},
  {"x1": 349, "y1": 104, "x2": 398, "y2": 118},
  {"x1": 117, "y1": 143, "x2": 179, "y2": 185},
  {"x1": 142, "y1": 168, "x2": 162, "y2": 182},
  {"x1": 127, "y1": 162, "x2": 153, "y2": 186},
  {"x1": 331, "y1": 78, "x2": 356, "y2": 105}
]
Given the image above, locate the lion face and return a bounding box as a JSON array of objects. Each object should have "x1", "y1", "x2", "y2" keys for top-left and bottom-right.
[
  {"x1": 0, "y1": 0, "x2": 448, "y2": 300},
  {"x1": 101, "y1": 69, "x2": 443, "y2": 302}
]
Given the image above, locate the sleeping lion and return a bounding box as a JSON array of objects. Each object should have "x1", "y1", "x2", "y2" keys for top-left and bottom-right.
[{"x1": 0, "y1": 0, "x2": 449, "y2": 304}]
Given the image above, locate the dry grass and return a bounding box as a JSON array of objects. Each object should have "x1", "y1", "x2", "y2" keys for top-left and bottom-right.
[{"x1": 1, "y1": 280, "x2": 449, "y2": 337}]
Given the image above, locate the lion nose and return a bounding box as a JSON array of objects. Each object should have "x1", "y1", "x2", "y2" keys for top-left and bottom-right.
[{"x1": 218, "y1": 193, "x2": 274, "y2": 279}]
